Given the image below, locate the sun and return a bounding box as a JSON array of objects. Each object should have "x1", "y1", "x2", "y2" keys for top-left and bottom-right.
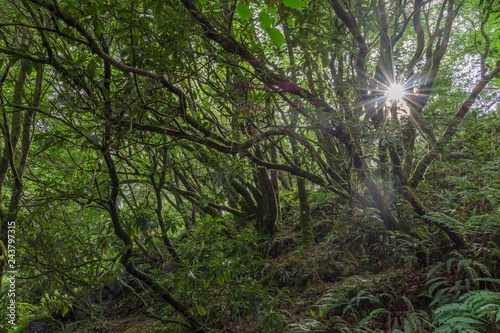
[{"x1": 386, "y1": 83, "x2": 406, "y2": 102}]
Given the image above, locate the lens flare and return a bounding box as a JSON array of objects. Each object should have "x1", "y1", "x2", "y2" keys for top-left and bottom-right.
[{"x1": 387, "y1": 84, "x2": 405, "y2": 102}]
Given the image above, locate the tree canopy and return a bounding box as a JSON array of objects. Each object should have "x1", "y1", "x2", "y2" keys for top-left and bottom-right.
[{"x1": 1, "y1": 0, "x2": 499, "y2": 332}]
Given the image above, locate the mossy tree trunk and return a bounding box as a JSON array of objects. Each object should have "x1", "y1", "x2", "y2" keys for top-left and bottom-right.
[{"x1": 297, "y1": 177, "x2": 314, "y2": 246}]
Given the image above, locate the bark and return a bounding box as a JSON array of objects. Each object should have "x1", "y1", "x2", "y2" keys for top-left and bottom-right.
[
  {"x1": 298, "y1": 177, "x2": 314, "y2": 246},
  {"x1": 289, "y1": 119, "x2": 314, "y2": 245},
  {"x1": 270, "y1": 143, "x2": 281, "y2": 225},
  {"x1": 152, "y1": 150, "x2": 183, "y2": 264},
  {"x1": 0, "y1": 63, "x2": 32, "y2": 292},
  {"x1": 253, "y1": 148, "x2": 278, "y2": 236}
]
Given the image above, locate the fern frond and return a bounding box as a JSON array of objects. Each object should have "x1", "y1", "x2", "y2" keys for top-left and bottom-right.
[
  {"x1": 427, "y1": 262, "x2": 446, "y2": 278},
  {"x1": 427, "y1": 277, "x2": 447, "y2": 297},
  {"x1": 474, "y1": 277, "x2": 500, "y2": 285},
  {"x1": 356, "y1": 308, "x2": 387, "y2": 328},
  {"x1": 433, "y1": 290, "x2": 500, "y2": 332},
  {"x1": 286, "y1": 319, "x2": 329, "y2": 333},
  {"x1": 473, "y1": 262, "x2": 491, "y2": 277},
  {"x1": 434, "y1": 303, "x2": 467, "y2": 323}
]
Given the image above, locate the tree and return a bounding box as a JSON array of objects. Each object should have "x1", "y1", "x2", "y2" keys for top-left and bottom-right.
[{"x1": 0, "y1": 0, "x2": 498, "y2": 331}]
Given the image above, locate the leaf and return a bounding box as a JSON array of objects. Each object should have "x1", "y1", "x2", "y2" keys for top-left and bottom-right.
[
  {"x1": 357, "y1": 308, "x2": 387, "y2": 328},
  {"x1": 474, "y1": 277, "x2": 500, "y2": 284},
  {"x1": 224, "y1": 268, "x2": 231, "y2": 282},
  {"x1": 448, "y1": 316, "x2": 483, "y2": 325},
  {"x1": 236, "y1": 3, "x2": 253, "y2": 20},
  {"x1": 427, "y1": 262, "x2": 445, "y2": 278},
  {"x1": 258, "y1": 11, "x2": 273, "y2": 29},
  {"x1": 196, "y1": 304, "x2": 207, "y2": 316},
  {"x1": 199, "y1": 0, "x2": 208, "y2": 4},
  {"x1": 434, "y1": 324, "x2": 452, "y2": 333},
  {"x1": 403, "y1": 317, "x2": 413, "y2": 333},
  {"x1": 61, "y1": 304, "x2": 69, "y2": 317},
  {"x1": 94, "y1": 17, "x2": 104, "y2": 37},
  {"x1": 23, "y1": 59, "x2": 33, "y2": 76},
  {"x1": 266, "y1": 27, "x2": 284, "y2": 47},
  {"x1": 282, "y1": 0, "x2": 307, "y2": 9},
  {"x1": 446, "y1": 257, "x2": 456, "y2": 272}
]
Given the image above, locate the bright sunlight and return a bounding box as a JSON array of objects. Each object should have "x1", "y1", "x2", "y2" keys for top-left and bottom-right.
[{"x1": 386, "y1": 83, "x2": 406, "y2": 102}]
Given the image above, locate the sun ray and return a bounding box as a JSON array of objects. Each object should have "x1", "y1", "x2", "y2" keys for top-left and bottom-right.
[{"x1": 387, "y1": 83, "x2": 406, "y2": 102}]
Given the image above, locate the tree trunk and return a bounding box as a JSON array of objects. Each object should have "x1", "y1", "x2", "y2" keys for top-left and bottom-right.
[
  {"x1": 0, "y1": 63, "x2": 37, "y2": 292},
  {"x1": 255, "y1": 166, "x2": 278, "y2": 236}
]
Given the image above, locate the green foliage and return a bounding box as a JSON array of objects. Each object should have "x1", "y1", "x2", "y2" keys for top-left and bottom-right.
[
  {"x1": 433, "y1": 290, "x2": 500, "y2": 332},
  {"x1": 41, "y1": 291, "x2": 73, "y2": 319},
  {"x1": 258, "y1": 11, "x2": 273, "y2": 30},
  {"x1": 426, "y1": 253, "x2": 491, "y2": 308},
  {"x1": 287, "y1": 319, "x2": 328, "y2": 332},
  {"x1": 266, "y1": 27, "x2": 285, "y2": 47},
  {"x1": 236, "y1": 3, "x2": 253, "y2": 20},
  {"x1": 426, "y1": 253, "x2": 500, "y2": 332},
  {"x1": 172, "y1": 216, "x2": 289, "y2": 331},
  {"x1": 289, "y1": 273, "x2": 432, "y2": 332},
  {"x1": 0, "y1": 0, "x2": 499, "y2": 331},
  {"x1": 313, "y1": 288, "x2": 388, "y2": 330},
  {"x1": 282, "y1": 0, "x2": 307, "y2": 9}
]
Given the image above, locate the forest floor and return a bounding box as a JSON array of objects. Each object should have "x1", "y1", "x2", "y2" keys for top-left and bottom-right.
[
  {"x1": 21, "y1": 201, "x2": 496, "y2": 333},
  {"x1": 68, "y1": 215, "x2": 432, "y2": 332}
]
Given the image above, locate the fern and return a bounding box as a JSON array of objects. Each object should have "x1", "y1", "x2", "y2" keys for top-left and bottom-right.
[
  {"x1": 286, "y1": 319, "x2": 328, "y2": 332},
  {"x1": 426, "y1": 254, "x2": 497, "y2": 309},
  {"x1": 427, "y1": 256, "x2": 500, "y2": 332},
  {"x1": 356, "y1": 308, "x2": 388, "y2": 328},
  {"x1": 433, "y1": 289, "x2": 500, "y2": 332},
  {"x1": 425, "y1": 212, "x2": 461, "y2": 229}
]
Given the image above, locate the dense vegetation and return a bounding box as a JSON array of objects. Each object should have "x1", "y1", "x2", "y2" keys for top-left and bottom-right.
[{"x1": 0, "y1": 0, "x2": 499, "y2": 332}]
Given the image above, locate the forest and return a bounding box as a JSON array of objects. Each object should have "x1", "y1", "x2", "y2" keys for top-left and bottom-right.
[{"x1": 0, "y1": 0, "x2": 499, "y2": 332}]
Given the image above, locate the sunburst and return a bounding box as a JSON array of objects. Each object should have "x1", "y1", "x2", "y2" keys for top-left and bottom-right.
[{"x1": 386, "y1": 83, "x2": 406, "y2": 102}]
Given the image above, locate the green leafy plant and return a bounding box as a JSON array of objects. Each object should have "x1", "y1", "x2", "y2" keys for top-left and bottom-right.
[
  {"x1": 389, "y1": 296, "x2": 432, "y2": 333},
  {"x1": 286, "y1": 318, "x2": 328, "y2": 333},
  {"x1": 426, "y1": 253, "x2": 500, "y2": 332},
  {"x1": 426, "y1": 253, "x2": 492, "y2": 308},
  {"x1": 309, "y1": 288, "x2": 388, "y2": 331},
  {"x1": 40, "y1": 291, "x2": 74, "y2": 319},
  {"x1": 433, "y1": 289, "x2": 500, "y2": 332}
]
